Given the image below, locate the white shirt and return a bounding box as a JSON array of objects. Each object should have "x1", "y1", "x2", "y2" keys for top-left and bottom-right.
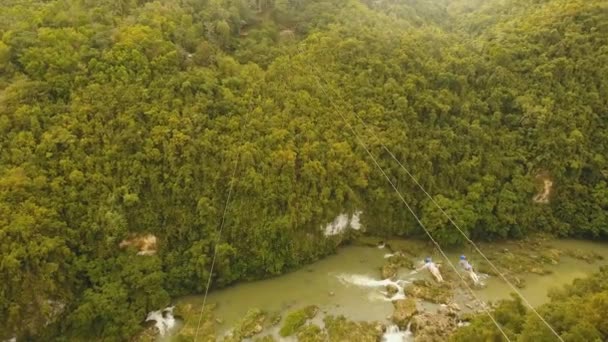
[{"x1": 460, "y1": 259, "x2": 473, "y2": 271}]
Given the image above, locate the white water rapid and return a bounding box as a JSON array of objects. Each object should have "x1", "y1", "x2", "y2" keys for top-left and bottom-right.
[
  {"x1": 145, "y1": 306, "x2": 176, "y2": 337},
  {"x1": 337, "y1": 274, "x2": 410, "y2": 301}
]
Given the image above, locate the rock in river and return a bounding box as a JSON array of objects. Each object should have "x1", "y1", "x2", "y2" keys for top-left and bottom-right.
[{"x1": 392, "y1": 298, "x2": 418, "y2": 328}]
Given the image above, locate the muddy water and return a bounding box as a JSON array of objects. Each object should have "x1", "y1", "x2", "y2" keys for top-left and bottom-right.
[
  {"x1": 179, "y1": 246, "x2": 394, "y2": 334},
  {"x1": 176, "y1": 238, "x2": 608, "y2": 338},
  {"x1": 476, "y1": 239, "x2": 608, "y2": 306}
]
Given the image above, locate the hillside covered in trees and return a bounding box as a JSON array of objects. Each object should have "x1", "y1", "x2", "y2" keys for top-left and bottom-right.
[{"x1": 1, "y1": 0, "x2": 607, "y2": 340}]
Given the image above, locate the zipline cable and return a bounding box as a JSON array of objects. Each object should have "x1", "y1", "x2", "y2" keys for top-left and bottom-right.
[
  {"x1": 302, "y1": 47, "x2": 563, "y2": 341},
  {"x1": 378, "y1": 141, "x2": 564, "y2": 341},
  {"x1": 193, "y1": 157, "x2": 240, "y2": 341},
  {"x1": 300, "y1": 49, "x2": 512, "y2": 342},
  {"x1": 339, "y1": 72, "x2": 563, "y2": 342}
]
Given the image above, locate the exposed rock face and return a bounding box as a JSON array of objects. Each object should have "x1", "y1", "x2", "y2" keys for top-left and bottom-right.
[
  {"x1": 119, "y1": 234, "x2": 158, "y2": 255},
  {"x1": 323, "y1": 211, "x2": 363, "y2": 236},
  {"x1": 533, "y1": 173, "x2": 553, "y2": 204},
  {"x1": 279, "y1": 29, "x2": 295, "y2": 41},
  {"x1": 391, "y1": 298, "x2": 418, "y2": 328}
]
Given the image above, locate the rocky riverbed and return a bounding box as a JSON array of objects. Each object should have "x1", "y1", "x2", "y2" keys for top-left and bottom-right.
[{"x1": 140, "y1": 235, "x2": 608, "y2": 341}]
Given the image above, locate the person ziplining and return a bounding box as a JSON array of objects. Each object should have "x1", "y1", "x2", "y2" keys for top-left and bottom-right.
[
  {"x1": 305, "y1": 52, "x2": 564, "y2": 341},
  {"x1": 459, "y1": 255, "x2": 480, "y2": 285},
  {"x1": 416, "y1": 257, "x2": 444, "y2": 283}
]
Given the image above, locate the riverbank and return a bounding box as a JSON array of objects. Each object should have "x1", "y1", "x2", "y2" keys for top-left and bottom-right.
[{"x1": 143, "y1": 235, "x2": 608, "y2": 341}]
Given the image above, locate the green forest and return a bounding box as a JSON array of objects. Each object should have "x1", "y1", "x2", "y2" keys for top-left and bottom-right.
[
  {"x1": 452, "y1": 266, "x2": 608, "y2": 341},
  {"x1": 0, "y1": 0, "x2": 607, "y2": 340}
]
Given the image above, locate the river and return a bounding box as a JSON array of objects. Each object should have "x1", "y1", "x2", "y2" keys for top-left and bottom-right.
[
  {"x1": 476, "y1": 239, "x2": 608, "y2": 306},
  {"x1": 166, "y1": 238, "x2": 608, "y2": 340}
]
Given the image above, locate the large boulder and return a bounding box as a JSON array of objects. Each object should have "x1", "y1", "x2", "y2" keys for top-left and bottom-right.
[
  {"x1": 386, "y1": 284, "x2": 399, "y2": 297},
  {"x1": 381, "y1": 263, "x2": 398, "y2": 279},
  {"x1": 381, "y1": 252, "x2": 413, "y2": 279},
  {"x1": 405, "y1": 280, "x2": 452, "y2": 304},
  {"x1": 391, "y1": 298, "x2": 418, "y2": 328},
  {"x1": 411, "y1": 311, "x2": 457, "y2": 341}
]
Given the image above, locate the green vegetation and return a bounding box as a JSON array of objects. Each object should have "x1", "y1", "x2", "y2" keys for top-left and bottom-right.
[
  {"x1": 297, "y1": 324, "x2": 327, "y2": 342},
  {"x1": 0, "y1": 0, "x2": 607, "y2": 340},
  {"x1": 170, "y1": 302, "x2": 216, "y2": 341},
  {"x1": 223, "y1": 308, "x2": 266, "y2": 341},
  {"x1": 253, "y1": 336, "x2": 277, "y2": 342},
  {"x1": 323, "y1": 315, "x2": 382, "y2": 341},
  {"x1": 279, "y1": 305, "x2": 318, "y2": 337},
  {"x1": 452, "y1": 267, "x2": 608, "y2": 341}
]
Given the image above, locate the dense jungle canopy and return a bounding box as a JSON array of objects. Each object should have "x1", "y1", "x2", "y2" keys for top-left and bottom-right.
[{"x1": 0, "y1": 0, "x2": 607, "y2": 340}]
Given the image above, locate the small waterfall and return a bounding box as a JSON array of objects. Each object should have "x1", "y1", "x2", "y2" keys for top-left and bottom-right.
[
  {"x1": 405, "y1": 322, "x2": 412, "y2": 337},
  {"x1": 350, "y1": 211, "x2": 362, "y2": 230},
  {"x1": 323, "y1": 211, "x2": 363, "y2": 236},
  {"x1": 382, "y1": 323, "x2": 413, "y2": 342},
  {"x1": 146, "y1": 306, "x2": 176, "y2": 336},
  {"x1": 337, "y1": 274, "x2": 410, "y2": 302}
]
